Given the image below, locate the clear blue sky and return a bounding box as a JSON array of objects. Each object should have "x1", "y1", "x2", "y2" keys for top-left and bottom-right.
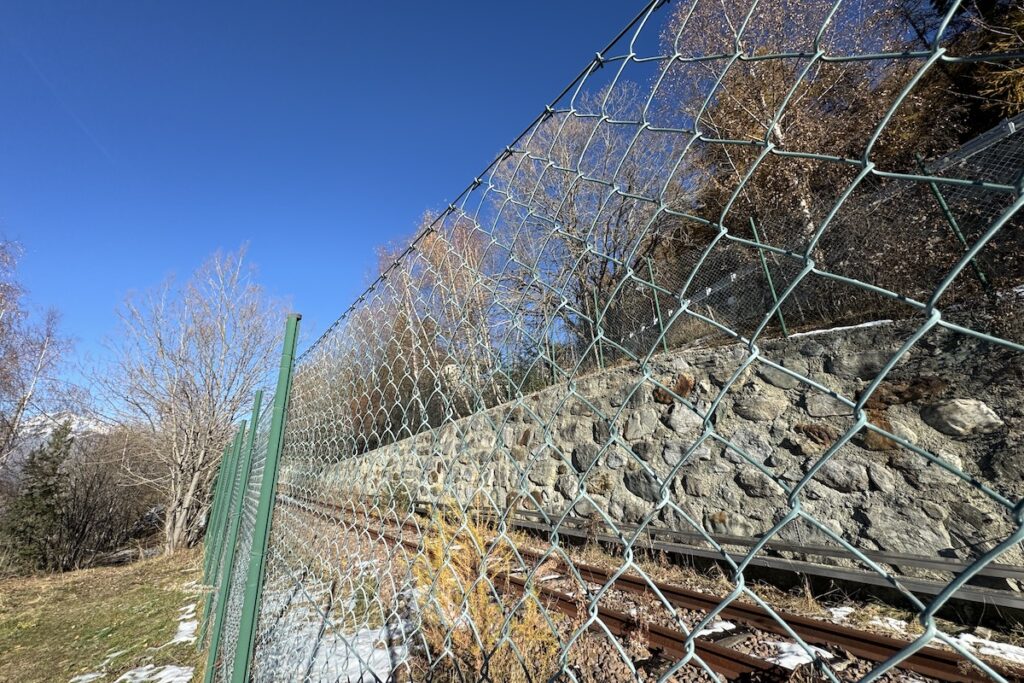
[{"x1": 0, "y1": 1, "x2": 642, "y2": 364}]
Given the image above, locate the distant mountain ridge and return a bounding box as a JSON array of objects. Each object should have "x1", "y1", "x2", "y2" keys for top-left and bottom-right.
[{"x1": 3, "y1": 412, "x2": 112, "y2": 478}]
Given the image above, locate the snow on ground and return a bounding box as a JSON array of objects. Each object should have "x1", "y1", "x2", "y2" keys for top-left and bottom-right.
[
  {"x1": 789, "y1": 319, "x2": 893, "y2": 339},
  {"x1": 70, "y1": 664, "x2": 195, "y2": 683},
  {"x1": 827, "y1": 606, "x2": 855, "y2": 622},
  {"x1": 254, "y1": 575, "x2": 414, "y2": 681},
  {"x1": 165, "y1": 604, "x2": 197, "y2": 646},
  {"x1": 309, "y1": 626, "x2": 409, "y2": 682},
  {"x1": 113, "y1": 665, "x2": 193, "y2": 683},
  {"x1": 868, "y1": 616, "x2": 908, "y2": 633},
  {"x1": 951, "y1": 633, "x2": 1024, "y2": 666},
  {"x1": 68, "y1": 600, "x2": 198, "y2": 683},
  {"x1": 767, "y1": 641, "x2": 834, "y2": 669},
  {"x1": 695, "y1": 620, "x2": 736, "y2": 637}
]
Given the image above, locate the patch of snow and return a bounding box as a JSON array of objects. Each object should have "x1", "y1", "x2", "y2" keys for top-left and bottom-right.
[
  {"x1": 253, "y1": 577, "x2": 413, "y2": 680},
  {"x1": 69, "y1": 674, "x2": 104, "y2": 683},
  {"x1": 828, "y1": 606, "x2": 855, "y2": 622},
  {"x1": 789, "y1": 319, "x2": 893, "y2": 339},
  {"x1": 114, "y1": 666, "x2": 193, "y2": 683},
  {"x1": 309, "y1": 626, "x2": 408, "y2": 682},
  {"x1": 167, "y1": 619, "x2": 197, "y2": 645},
  {"x1": 537, "y1": 573, "x2": 561, "y2": 582},
  {"x1": 165, "y1": 602, "x2": 197, "y2": 645},
  {"x1": 952, "y1": 633, "x2": 1024, "y2": 666},
  {"x1": 767, "y1": 641, "x2": 833, "y2": 669},
  {"x1": 869, "y1": 616, "x2": 908, "y2": 633},
  {"x1": 696, "y1": 620, "x2": 736, "y2": 637}
]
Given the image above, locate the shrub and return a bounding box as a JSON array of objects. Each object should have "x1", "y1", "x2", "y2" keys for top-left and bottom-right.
[{"x1": 413, "y1": 504, "x2": 560, "y2": 682}]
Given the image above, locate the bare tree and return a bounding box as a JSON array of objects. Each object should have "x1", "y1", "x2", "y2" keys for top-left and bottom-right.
[
  {"x1": 100, "y1": 247, "x2": 283, "y2": 552},
  {"x1": 0, "y1": 240, "x2": 70, "y2": 473},
  {"x1": 491, "y1": 84, "x2": 692, "y2": 362},
  {"x1": 642, "y1": 0, "x2": 1019, "y2": 333}
]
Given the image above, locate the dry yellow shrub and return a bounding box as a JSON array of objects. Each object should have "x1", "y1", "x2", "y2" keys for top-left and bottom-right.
[{"x1": 414, "y1": 503, "x2": 560, "y2": 682}]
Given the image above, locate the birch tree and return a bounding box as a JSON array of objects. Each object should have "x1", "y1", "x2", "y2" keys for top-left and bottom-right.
[
  {"x1": 103, "y1": 247, "x2": 283, "y2": 552},
  {"x1": 0, "y1": 240, "x2": 69, "y2": 474}
]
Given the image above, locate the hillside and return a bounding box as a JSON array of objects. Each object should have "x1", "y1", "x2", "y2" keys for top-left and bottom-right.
[{"x1": 0, "y1": 550, "x2": 202, "y2": 683}]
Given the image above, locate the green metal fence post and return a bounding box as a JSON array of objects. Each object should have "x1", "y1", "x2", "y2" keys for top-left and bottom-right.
[
  {"x1": 916, "y1": 154, "x2": 992, "y2": 292},
  {"x1": 592, "y1": 290, "x2": 605, "y2": 369},
  {"x1": 200, "y1": 423, "x2": 246, "y2": 645},
  {"x1": 203, "y1": 390, "x2": 264, "y2": 683},
  {"x1": 230, "y1": 313, "x2": 301, "y2": 683},
  {"x1": 750, "y1": 218, "x2": 789, "y2": 338},
  {"x1": 201, "y1": 443, "x2": 233, "y2": 585},
  {"x1": 202, "y1": 436, "x2": 240, "y2": 604},
  {"x1": 646, "y1": 257, "x2": 669, "y2": 353},
  {"x1": 205, "y1": 428, "x2": 243, "y2": 590}
]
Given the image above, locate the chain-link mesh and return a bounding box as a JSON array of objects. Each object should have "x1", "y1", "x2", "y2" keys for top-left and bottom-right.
[{"x1": 212, "y1": 0, "x2": 1024, "y2": 680}]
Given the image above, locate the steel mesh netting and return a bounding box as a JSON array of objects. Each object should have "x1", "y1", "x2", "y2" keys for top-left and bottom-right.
[
  {"x1": 238, "y1": 0, "x2": 1023, "y2": 681},
  {"x1": 214, "y1": 391, "x2": 276, "y2": 680}
]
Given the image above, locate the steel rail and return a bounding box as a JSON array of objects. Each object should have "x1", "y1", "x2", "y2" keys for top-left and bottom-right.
[
  {"x1": 502, "y1": 516, "x2": 1024, "y2": 612},
  {"x1": 502, "y1": 507, "x2": 1024, "y2": 582},
  {"x1": 517, "y1": 547, "x2": 996, "y2": 683},
  {"x1": 279, "y1": 487, "x2": 1024, "y2": 607}
]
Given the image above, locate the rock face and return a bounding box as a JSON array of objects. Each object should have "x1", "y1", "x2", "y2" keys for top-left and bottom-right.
[{"x1": 314, "y1": 320, "x2": 1024, "y2": 573}]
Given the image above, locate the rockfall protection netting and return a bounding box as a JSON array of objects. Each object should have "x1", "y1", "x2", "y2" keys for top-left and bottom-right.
[{"x1": 204, "y1": 0, "x2": 1024, "y2": 680}]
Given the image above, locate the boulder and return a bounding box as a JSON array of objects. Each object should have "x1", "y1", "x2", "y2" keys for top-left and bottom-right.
[
  {"x1": 624, "y1": 406, "x2": 660, "y2": 441},
  {"x1": 816, "y1": 457, "x2": 869, "y2": 493},
  {"x1": 661, "y1": 403, "x2": 703, "y2": 434},
  {"x1": 757, "y1": 357, "x2": 810, "y2": 390},
  {"x1": 682, "y1": 474, "x2": 715, "y2": 497},
  {"x1": 556, "y1": 474, "x2": 579, "y2": 499},
  {"x1": 623, "y1": 467, "x2": 662, "y2": 503},
  {"x1": 804, "y1": 392, "x2": 852, "y2": 418},
  {"x1": 732, "y1": 387, "x2": 788, "y2": 422},
  {"x1": 827, "y1": 349, "x2": 892, "y2": 379},
  {"x1": 572, "y1": 443, "x2": 600, "y2": 472},
  {"x1": 921, "y1": 399, "x2": 1003, "y2": 438},
  {"x1": 605, "y1": 448, "x2": 628, "y2": 469},
  {"x1": 735, "y1": 467, "x2": 777, "y2": 498}
]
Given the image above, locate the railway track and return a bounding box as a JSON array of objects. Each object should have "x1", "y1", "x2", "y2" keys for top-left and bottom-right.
[
  {"x1": 500, "y1": 512, "x2": 1024, "y2": 613},
  {"x1": 277, "y1": 490, "x2": 1023, "y2": 682},
  {"x1": 273, "y1": 487, "x2": 1024, "y2": 606},
  {"x1": 279, "y1": 494, "x2": 780, "y2": 680}
]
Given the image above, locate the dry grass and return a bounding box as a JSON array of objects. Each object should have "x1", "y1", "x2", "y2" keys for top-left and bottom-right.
[{"x1": 0, "y1": 550, "x2": 203, "y2": 683}]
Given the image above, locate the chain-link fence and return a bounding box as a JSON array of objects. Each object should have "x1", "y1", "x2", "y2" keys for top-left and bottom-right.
[{"x1": 200, "y1": 0, "x2": 1024, "y2": 680}]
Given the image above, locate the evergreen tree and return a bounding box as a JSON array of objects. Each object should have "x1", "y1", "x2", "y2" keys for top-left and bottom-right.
[{"x1": 0, "y1": 421, "x2": 73, "y2": 570}]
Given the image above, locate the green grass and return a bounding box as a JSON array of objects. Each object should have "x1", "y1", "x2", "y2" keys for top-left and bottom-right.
[{"x1": 0, "y1": 550, "x2": 204, "y2": 683}]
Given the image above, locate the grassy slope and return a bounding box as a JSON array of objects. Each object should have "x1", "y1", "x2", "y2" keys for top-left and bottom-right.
[{"x1": 0, "y1": 550, "x2": 204, "y2": 683}]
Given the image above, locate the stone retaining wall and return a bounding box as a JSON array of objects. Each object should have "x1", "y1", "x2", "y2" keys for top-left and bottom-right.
[{"x1": 297, "y1": 319, "x2": 1023, "y2": 577}]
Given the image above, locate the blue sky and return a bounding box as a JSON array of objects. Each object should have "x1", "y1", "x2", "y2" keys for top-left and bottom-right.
[{"x1": 0, "y1": 1, "x2": 643, "y2": 365}]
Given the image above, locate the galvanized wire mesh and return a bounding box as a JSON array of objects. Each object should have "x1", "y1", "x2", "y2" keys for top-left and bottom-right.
[{"x1": 208, "y1": 0, "x2": 1024, "y2": 680}]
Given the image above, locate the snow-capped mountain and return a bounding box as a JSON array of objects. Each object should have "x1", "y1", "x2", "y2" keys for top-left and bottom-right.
[
  {"x1": 3, "y1": 412, "x2": 112, "y2": 477},
  {"x1": 19, "y1": 412, "x2": 111, "y2": 444}
]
